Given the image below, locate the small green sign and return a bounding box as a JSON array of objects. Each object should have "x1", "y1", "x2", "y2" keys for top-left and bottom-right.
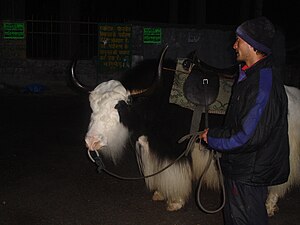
[
  {"x1": 143, "y1": 27, "x2": 161, "y2": 44},
  {"x1": 3, "y1": 22, "x2": 25, "y2": 39}
]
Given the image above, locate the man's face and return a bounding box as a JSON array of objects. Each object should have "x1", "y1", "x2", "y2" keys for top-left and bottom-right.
[{"x1": 233, "y1": 36, "x2": 252, "y2": 63}]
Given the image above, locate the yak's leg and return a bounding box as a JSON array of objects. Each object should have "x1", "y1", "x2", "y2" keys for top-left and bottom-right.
[
  {"x1": 152, "y1": 190, "x2": 165, "y2": 201},
  {"x1": 265, "y1": 191, "x2": 279, "y2": 217},
  {"x1": 159, "y1": 160, "x2": 192, "y2": 211},
  {"x1": 137, "y1": 136, "x2": 165, "y2": 202},
  {"x1": 137, "y1": 135, "x2": 192, "y2": 211}
]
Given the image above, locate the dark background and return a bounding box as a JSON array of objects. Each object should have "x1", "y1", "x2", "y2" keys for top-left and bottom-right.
[
  {"x1": 1, "y1": 0, "x2": 298, "y2": 47},
  {"x1": 1, "y1": 0, "x2": 299, "y2": 64}
]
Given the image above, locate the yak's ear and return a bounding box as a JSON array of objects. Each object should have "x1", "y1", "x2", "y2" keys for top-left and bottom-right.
[
  {"x1": 115, "y1": 100, "x2": 131, "y2": 125},
  {"x1": 114, "y1": 100, "x2": 128, "y2": 111}
]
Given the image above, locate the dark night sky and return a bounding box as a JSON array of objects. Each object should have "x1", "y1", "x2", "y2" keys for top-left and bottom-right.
[
  {"x1": 23, "y1": 0, "x2": 298, "y2": 48},
  {"x1": 24, "y1": 0, "x2": 295, "y2": 25}
]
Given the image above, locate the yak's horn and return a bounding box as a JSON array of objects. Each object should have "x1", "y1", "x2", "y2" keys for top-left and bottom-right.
[
  {"x1": 129, "y1": 45, "x2": 169, "y2": 97},
  {"x1": 70, "y1": 59, "x2": 94, "y2": 92}
]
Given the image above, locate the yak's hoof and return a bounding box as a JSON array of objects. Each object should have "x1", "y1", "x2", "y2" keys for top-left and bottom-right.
[
  {"x1": 152, "y1": 191, "x2": 164, "y2": 201},
  {"x1": 267, "y1": 204, "x2": 279, "y2": 217},
  {"x1": 166, "y1": 199, "x2": 184, "y2": 211}
]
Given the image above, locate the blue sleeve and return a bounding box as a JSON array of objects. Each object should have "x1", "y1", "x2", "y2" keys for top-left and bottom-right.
[{"x1": 207, "y1": 68, "x2": 272, "y2": 151}]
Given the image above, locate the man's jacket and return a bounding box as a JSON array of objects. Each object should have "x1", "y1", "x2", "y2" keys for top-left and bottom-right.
[{"x1": 207, "y1": 56, "x2": 290, "y2": 186}]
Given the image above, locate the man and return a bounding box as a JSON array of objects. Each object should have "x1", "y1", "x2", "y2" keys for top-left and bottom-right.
[{"x1": 200, "y1": 17, "x2": 290, "y2": 225}]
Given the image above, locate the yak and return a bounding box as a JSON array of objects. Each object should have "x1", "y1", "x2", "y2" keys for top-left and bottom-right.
[{"x1": 71, "y1": 46, "x2": 300, "y2": 216}]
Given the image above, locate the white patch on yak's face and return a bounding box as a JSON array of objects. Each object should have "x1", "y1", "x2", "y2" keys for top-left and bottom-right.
[{"x1": 85, "y1": 80, "x2": 130, "y2": 163}]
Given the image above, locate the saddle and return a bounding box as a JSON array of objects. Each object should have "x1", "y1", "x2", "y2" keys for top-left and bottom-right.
[{"x1": 182, "y1": 58, "x2": 220, "y2": 107}]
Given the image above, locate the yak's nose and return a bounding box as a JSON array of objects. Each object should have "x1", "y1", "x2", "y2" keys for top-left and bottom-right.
[{"x1": 85, "y1": 136, "x2": 102, "y2": 151}]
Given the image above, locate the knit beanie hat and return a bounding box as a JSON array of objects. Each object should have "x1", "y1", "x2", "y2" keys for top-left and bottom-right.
[{"x1": 236, "y1": 16, "x2": 275, "y2": 54}]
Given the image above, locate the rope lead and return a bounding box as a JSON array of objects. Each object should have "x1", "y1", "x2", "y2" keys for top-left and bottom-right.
[
  {"x1": 196, "y1": 150, "x2": 225, "y2": 214},
  {"x1": 179, "y1": 132, "x2": 226, "y2": 213},
  {"x1": 87, "y1": 130, "x2": 225, "y2": 214}
]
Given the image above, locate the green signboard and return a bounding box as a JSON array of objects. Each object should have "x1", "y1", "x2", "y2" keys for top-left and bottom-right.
[
  {"x1": 3, "y1": 22, "x2": 25, "y2": 39},
  {"x1": 143, "y1": 27, "x2": 161, "y2": 44},
  {"x1": 0, "y1": 21, "x2": 26, "y2": 58},
  {"x1": 98, "y1": 23, "x2": 132, "y2": 73}
]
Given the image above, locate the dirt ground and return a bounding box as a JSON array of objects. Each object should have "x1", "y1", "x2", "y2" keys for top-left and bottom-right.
[{"x1": 0, "y1": 91, "x2": 299, "y2": 225}]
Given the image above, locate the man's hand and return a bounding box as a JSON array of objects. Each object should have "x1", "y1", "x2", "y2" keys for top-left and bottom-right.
[{"x1": 200, "y1": 128, "x2": 209, "y2": 143}]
